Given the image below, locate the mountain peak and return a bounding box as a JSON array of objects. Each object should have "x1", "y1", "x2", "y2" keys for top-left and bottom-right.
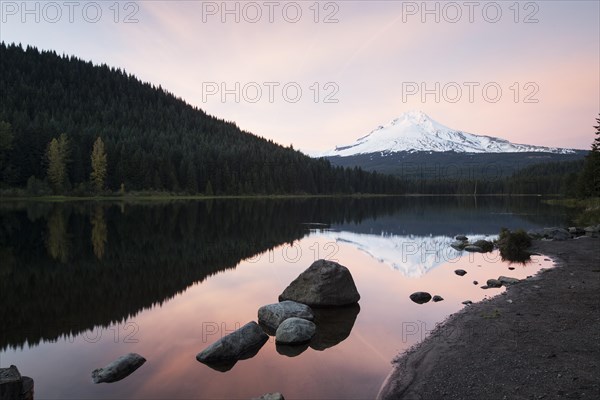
[{"x1": 322, "y1": 112, "x2": 576, "y2": 157}]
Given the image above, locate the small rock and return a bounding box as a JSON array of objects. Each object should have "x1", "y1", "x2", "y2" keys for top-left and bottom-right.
[
  {"x1": 507, "y1": 299, "x2": 513, "y2": 304},
  {"x1": 275, "y1": 318, "x2": 316, "y2": 344},
  {"x1": 462, "y1": 300, "x2": 473, "y2": 305},
  {"x1": 568, "y1": 227, "x2": 585, "y2": 235},
  {"x1": 508, "y1": 267, "x2": 515, "y2": 270},
  {"x1": 454, "y1": 269, "x2": 467, "y2": 276},
  {"x1": 464, "y1": 245, "x2": 483, "y2": 253},
  {"x1": 450, "y1": 241, "x2": 466, "y2": 250},
  {"x1": 409, "y1": 292, "x2": 432, "y2": 304},
  {"x1": 473, "y1": 281, "x2": 478, "y2": 285},
  {"x1": 498, "y1": 276, "x2": 520, "y2": 285},
  {"x1": 92, "y1": 353, "x2": 146, "y2": 383},
  {"x1": 432, "y1": 295, "x2": 444, "y2": 302},
  {"x1": 258, "y1": 301, "x2": 314, "y2": 332},
  {"x1": 455, "y1": 235, "x2": 468, "y2": 241},
  {"x1": 472, "y1": 239, "x2": 494, "y2": 252},
  {"x1": 486, "y1": 279, "x2": 503, "y2": 288}
]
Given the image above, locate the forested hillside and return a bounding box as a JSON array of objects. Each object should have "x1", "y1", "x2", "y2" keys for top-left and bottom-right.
[{"x1": 0, "y1": 43, "x2": 401, "y2": 195}]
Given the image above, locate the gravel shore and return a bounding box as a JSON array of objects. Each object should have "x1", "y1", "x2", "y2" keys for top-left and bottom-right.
[{"x1": 377, "y1": 237, "x2": 600, "y2": 400}]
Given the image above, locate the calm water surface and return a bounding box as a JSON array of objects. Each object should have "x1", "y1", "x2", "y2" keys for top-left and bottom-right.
[{"x1": 0, "y1": 197, "x2": 569, "y2": 399}]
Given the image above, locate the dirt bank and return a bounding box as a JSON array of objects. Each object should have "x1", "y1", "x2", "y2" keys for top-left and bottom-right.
[{"x1": 378, "y1": 237, "x2": 600, "y2": 400}]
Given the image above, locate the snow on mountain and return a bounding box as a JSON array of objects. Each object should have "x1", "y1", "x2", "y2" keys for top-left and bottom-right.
[
  {"x1": 315, "y1": 230, "x2": 492, "y2": 278},
  {"x1": 316, "y1": 110, "x2": 576, "y2": 157}
]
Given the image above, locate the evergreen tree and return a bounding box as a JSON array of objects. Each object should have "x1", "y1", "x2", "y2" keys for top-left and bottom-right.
[
  {"x1": 90, "y1": 137, "x2": 107, "y2": 192},
  {"x1": 45, "y1": 134, "x2": 69, "y2": 193},
  {"x1": 576, "y1": 114, "x2": 600, "y2": 198},
  {"x1": 592, "y1": 115, "x2": 600, "y2": 152}
]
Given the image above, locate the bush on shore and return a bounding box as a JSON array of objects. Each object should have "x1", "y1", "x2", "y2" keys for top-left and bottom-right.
[{"x1": 497, "y1": 228, "x2": 532, "y2": 263}]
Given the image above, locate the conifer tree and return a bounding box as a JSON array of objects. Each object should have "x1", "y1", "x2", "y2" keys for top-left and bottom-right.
[
  {"x1": 90, "y1": 137, "x2": 107, "y2": 192},
  {"x1": 46, "y1": 134, "x2": 69, "y2": 193},
  {"x1": 577, "y1": 114, "x2": 600, "y2": 198},
  {"x1": 592, "y1": 115, "x2": 600, "y2": 152}
]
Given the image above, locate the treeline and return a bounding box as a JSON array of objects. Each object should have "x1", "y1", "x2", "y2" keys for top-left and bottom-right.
[
  {"x1": 0, "y1": 42, "x2": 402, "y2": 195},
  {"x1": 502, "y1": 115, "x2": 599, "y2": 198},
  {"x1": 377, "y1": 159, "x2": 583, "y2": 195},
  {"x1": 576, "y1": 115, "x2": 600, "y2": 198}
]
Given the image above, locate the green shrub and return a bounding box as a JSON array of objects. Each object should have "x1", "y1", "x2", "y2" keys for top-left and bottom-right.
[{"x1": 497, "y1": 228, "x2": 532, "y2": 262}]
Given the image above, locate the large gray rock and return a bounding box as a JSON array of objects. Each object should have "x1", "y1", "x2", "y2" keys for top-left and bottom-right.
[
  {"x1": 258, "y1": 301, "x2": 314, "y2": 333},
  {"x1": 92, "y1": 353, "x2": 146, "y2": 383},
  {"x1": 196, "y1": 322, "x2": 268, "y2": 371},
  {"x1": 409, "y1": 292, "x2": 432, "y2": 304},
  {"x1": 275, "y1": 317, "x2": 316, "y2": 344},
  {"x1": 279, "y1": 260, "x2": 360, "y2": 307}
]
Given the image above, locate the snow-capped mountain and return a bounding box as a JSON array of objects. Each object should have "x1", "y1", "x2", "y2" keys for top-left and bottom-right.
[{"x1": 317, "y1": 110, "x2": 577, "y2": 157}]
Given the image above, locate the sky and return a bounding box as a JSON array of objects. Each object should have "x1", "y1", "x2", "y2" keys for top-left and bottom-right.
[{"x1": 1, "y1": 0, "x2": 598, "y2": 153}]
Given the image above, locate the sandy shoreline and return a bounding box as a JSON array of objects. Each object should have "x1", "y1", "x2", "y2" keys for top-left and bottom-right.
[{"x1": 377, "y1": 237, "x2": 600, "y2": 400}]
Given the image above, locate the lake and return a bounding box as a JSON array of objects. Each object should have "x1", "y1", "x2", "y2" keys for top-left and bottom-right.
[{"x1": 0, "y1": 197, "x2": 570, "y2": 399}]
